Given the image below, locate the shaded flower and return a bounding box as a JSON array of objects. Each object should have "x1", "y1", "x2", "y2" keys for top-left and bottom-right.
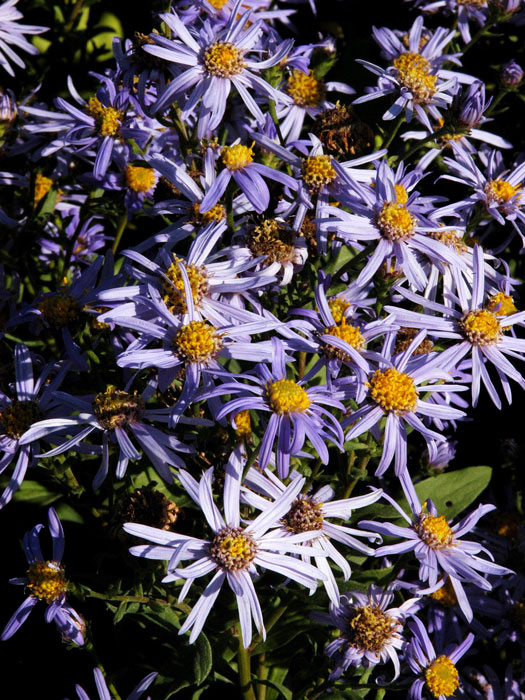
[{"x1": 67, "y1": 667, "x2": 157, "y2": 700}]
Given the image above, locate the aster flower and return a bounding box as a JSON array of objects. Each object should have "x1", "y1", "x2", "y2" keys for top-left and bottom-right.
[
  {"x1": 353, "y1": 16, "x2": 461, "y2": 130},
  {"x1": 124, "y1": 447, "x2": 328, "y2": 647},
  {"x1": 342, "y1": 329, "x2": 467, "y2": 478},
  {"x1": 241, "y1": 466, "x2": 383, "y2": 604},
  {"x1": 0, "y1": 0, "x2": 47, "y2": 77},
  {"x1": 201, "y1": 338, "x2": 345, "y2": 477},
  {"x1": 314, "y1": 584, "x2": 419, "y2": 680},
  {"x1": 462, "y1": 663, "x2": 525, "y2": 700},
  {"x1": 384, "y1": 245, "x2": 525, "y2": 408},
  {"x1": 0, "y1": 344, "x2": 69, "y2": 509},
  {"x1": 199, "y1": 139, "x2": 298, "y2": 215},
  {"x1": 1, "y1": 507, "x2": 84, "y2": 646},
  {"x1": 67, "y1": 668, "x2": 157, "y2": 700},
  {"x1": 143, "y1": 0, "x2": 293, "y2": 137},
  {"x1": 406, "y1": 616, "x2": 474, "y2": 700},
  {"x1": 360, "y1": 476, "x2": 513, "y2": 622}
]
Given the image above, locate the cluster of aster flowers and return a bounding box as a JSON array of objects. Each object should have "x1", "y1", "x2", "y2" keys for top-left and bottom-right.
[{"x1": 1, "y1": 0, "x2": 525, "y2": 697}]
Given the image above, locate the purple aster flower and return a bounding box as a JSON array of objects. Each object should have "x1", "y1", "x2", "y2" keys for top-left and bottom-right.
[
  {"x1": 500, "y1": 59, "x2": 524, "y2": 88},
  {"x1": 406, "y1": 616, "x2": 474, "y2": 700},
  {"x1": 199, "y1": 139, "x2": 298, "y2": 215},
  {"x1": 1, "y1": 507, "x2": 84, "y2": 646},
  {"x1": 342, "y1": 329, "x2": 467, "y2": 478},
  {"x1": 0, "y1": 0, "x2": 47, "y2": 77},
  {"x1": 201, "y1": 338, "x2": 345, "y2": 477},
  {"x1": 67, "y1": 668, "x2": 157, "y2": 700},
  {"x1": 241, "y1": 466, "x2": 383, "y2": 604},
  {"x1": 361, "y1": 476, "x2": 513, "y2": 622},
  {"x1": 0, "y1": 344, "x2": 69, "y2": 508},
  {"x1": 314, "y1": 584, "x2": 419, "y2": 680},
  {"x1": 143, "y1": 0, "x2": 293, "y2": 137},
  {"x1": 124, "y1": 447, "x2": 328, "y2": 647},
  {"x1": 384, "y1": 245, "x2": 525, "y2": 408},
  {"x1": 19, "y1": 379, "x2": 204, "y2": 488}
]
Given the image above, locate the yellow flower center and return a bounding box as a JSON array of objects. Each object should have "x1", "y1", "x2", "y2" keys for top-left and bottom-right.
[
  {"x1": 211, "y1": 526, "x2": 257, "y2": 570},
  {"x1": 346, "y1": 604, "x2": 400, "y2": 653},
  {"x1": 393, "y1": 52, "x2": 438, "y2": 103},
  {"x1": 430, "y1": 579, "x2": 458, "y2": 607},
  {"x1": 267, "y1": 379, "x2": 311, "y2": 414},
  {"x1": 302, "y1": 155, "x2": 337, "y2": 192},
  {"x1": 191, "y1": 202, "x2": 226, "y2": 224},
  {"x1": 207, "y1": 0, "x2": 229, "y2": 7},
  {"x1": 484, "y1": 178, "x2": 521, "y2": 205},
  {"x1": 163, "y1": 257, "x2": 209, "y2": 315},
  {"x1": 34, "y1": 173, "x2": 53, "y2": 206},
  {"x1": 175, "y1": 320, "x2": 223, "y2": 363},
  {"x1": 460, "y1": 309, "x2": 501, "y2": 345},
  {"x1": 234, "y1": 410, "x2": 251, "y2": 438},
  {"x1": 369, "y1": 367, "x2": 418, "y2": 414},
  {"x1": 86, "y1": 95, "x2": 123, "y2": 137},
  {"x1": 246, "y1": 219, "x2": 295, "y2": 265},
  {"x1": 485, "y1": 292, "x2": 517, "y2": 316},
  {"x1": 39, "y1": 293, "x2": 80, "y2": 328},
  {"x1": 126, "y1": 165, "x2": 156, "y2": 193},
  {"x1": 394, "y1": 183, "x2": 409, "y2": 204},
  {"x1": 417, "y1": 513, "x2": 455, "y2": 548},
  {"x1": 26, "y1": 561, "x2": 67, "y2": 603},
  {"x1": 221, "y1": 143, "x2": 254, "y2": 170},
  {"x1": 93, "y1": 386, "x2": 144, "y2": 430},
  {"x1": 286, "y1": 69, "x2": 326, "y2": 108},
  {"x1": 322, "y1": 318, "x2": 365, "y2": 361},
  {"x1": 457, "y1": 0, "x2": 486, "y2": 6},
  {"x1": 428, "y1": 228, "x2": 468, "y2": 255},
  {"x1": 377, "y1": 202, "x2": 416, "y2": 241},
  {"x1": 328, "y1": 297, "x2": 350, "y2": 323},
  {"x1": 203, "y1": 41, "x2": 246, "y2": 77},
  {"x1": 281, "y1": 496, "x2": 324, "y2": 533},
  {"x1": 424, "y1": 656, "x2": 459, "y2": 698},
  {"x1": 1, "y1": 400, "x2": 44, "y2": 439}
]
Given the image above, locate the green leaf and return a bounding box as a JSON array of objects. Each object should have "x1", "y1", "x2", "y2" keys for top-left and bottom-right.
[
  {"x1": 54, "y1": 503, "x2": 85, "y2": 524},
  {"x1": 415, "y1": 466, "x2": 492, "y2": 521},
  {"x1": 193, "y1": 632, "x2": 213, "y2": 686},
  {"x1": 12, "y1": 480, "x2": 60, "y2": 506},
  {"x1": 253, "y1": 679, "x2": 292, "y2": 700}
]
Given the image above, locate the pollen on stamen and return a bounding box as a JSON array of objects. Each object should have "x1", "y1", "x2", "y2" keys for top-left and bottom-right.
[
  {"x1": 430, "y1": 579, "x2": 458, "y2": 608},
  {"x1": 233, "y1": 410, "x2": 251, "y2": 439},
  {"x1": 33, "y1": 173, "x2": 53, "y2": 207},
  {"x1": 416, "y1": 512, "x2": 455, "y2": 549},
  {"x1": 460, "y1": 309, "x2": 502, "y2": 345},
  {"x1": 163, "y1": 257, "x2": 210, "y2": 315},
  {"x1": 322, "y1": 317, "x2": 365, "y2": 361},
  {"x1": 484, "y1": 178, "x2": 521, "y2": 205},
  {"x1": 286, "y1": 69, "x2": 326, "y2": 108},
  {"x1": 424, "y1": 655, "x2": 459, "y2": 698},
  {"x1": 93, "y1": 386, "x2": 144, "y2": 431},
  {"x1": 485, "y1": 291, "x2": 517, "y2": 316},
  {"x1": 267, "y1": 379, "x2": 311, "y2": 414},
  {"x1": 126, "y1": 165, "x2": 157, "y2": 193},
  {"x1": 377, "y1": 202, "x2": 416, "y2": 241},
  {"x1": 211, "y1": 526, "x2": 257, "y2": 571},
  {"x1": 86, "y1": 95, "x2": 123, "y2": 137},
  {"x1": 221, "y1": 143, "x2": 254, "y2": 171},
  {"x1": 302, "y1": 155, "x2": 337, "y2": 192},
  {"x1": 281, "y1": 496, "x2": 324, "y2": 534},
  {"x1": 392, "y1": 52, "x2": 438, "y2": 103},
  {"x1": 369, "y1": 367, "x2": 418, "y2": 415},
  {"x1": 203, "y1": 41, "x2": 246, "y2": 78},
  {"x1": 328, "y1": 297, "x2": 351, "y2": 323},
  {"x1": 345, "y1": 604, "x2": 401, "y2": 653},
  {"x1": 26, "y1": 560, "x2": 67, "y2": 603},
  {"x1": 0, "y1": 400, "x2": 44, "y2": 439},
  {"x1": 191, "y1": 202, "x2": 226, "y2": 225},
  {"x1": 175, "y1": 320, "x2": 223, "y2": 364}
]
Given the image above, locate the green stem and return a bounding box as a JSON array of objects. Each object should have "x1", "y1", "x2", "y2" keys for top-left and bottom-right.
[
  {"x1": 382, "y1": 115, "x2": 405, "y2": 152},
  {"x1": 250, "y1": 604, "x2": 288, "y2": 655},
  {"x1": 485, "y1": 88, "x2": 509, "y2": 117},
  {"x1": 64, "y1": 0, "x2": 85, "y2": 32},
  {"x1": 268, "y1": 99, "x2": 285, "y2": 147},
  {"x1": 238, "y1": 627, "x2": 256, "y2": 700},
  {"x1": 461, "y1": 21, "x2": 495, "y2": 55},
  {"x1": 256, "y1": 654, "x2": 268, "y2": 700},
  {"x1": 112, "y1": 211, "x2": 129, "y2": 255}
]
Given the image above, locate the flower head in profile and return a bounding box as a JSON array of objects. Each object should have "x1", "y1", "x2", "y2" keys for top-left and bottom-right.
[
  {"x1": 1, "y1": 507, "x2": 84, "y2": 646},
  {"x1": 124, "y1": 447, "x2": 328, "y2": 648},
  {"x1": 315, "y1": 584, "x2": 419, "y2": 680},
  {"x1": 406, "y1": 616, "x2": 474, "y2": 700}
]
